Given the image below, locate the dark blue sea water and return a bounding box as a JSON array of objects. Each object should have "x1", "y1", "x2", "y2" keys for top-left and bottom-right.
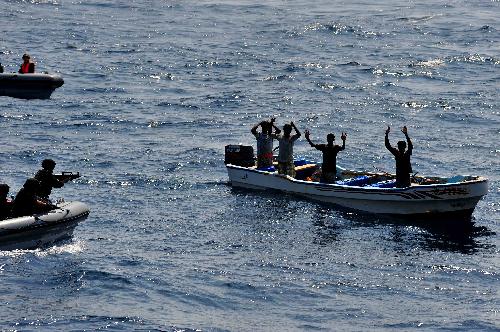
[{"x1": 1, "y1": 0, "x2": 499, "y2": 330}]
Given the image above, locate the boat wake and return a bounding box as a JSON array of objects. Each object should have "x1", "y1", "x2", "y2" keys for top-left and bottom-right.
[{"x1": 0, "y1": 240, "x2": 85, "y2": 258}]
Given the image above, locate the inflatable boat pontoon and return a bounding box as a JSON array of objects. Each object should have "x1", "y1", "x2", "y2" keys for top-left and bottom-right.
[
  {"x1": 0, "y1": 73, "x2": 64, "y2": 99},
  {"x1": 0, "y1": 201, "x2": 89, "y2": 251}
]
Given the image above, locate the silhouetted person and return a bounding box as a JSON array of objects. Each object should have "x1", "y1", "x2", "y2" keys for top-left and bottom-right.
[
  {"x1": 19, "y1": 54, "x2": 35, "y2": 74},
  {"x1": 385, "y1": 126, "x2": 413, "y2": 188},
  {"x1": 34, "y1": 159, "x2": 64, "y2": 200},
  {"x1": 11, "y1": 179, "x2": 53, "y2": 218},
  {"x1": 305, "y1": 130, "x2": 346, "y2": 183},
  {"x1": 251, "y1": 117, "x2": 281, "y2": 168},
  {"x1": 272, "y1": 121, "x2": 301, "y2": 177},
  {"x1": 0, "y1": 184, "x2": 12, "y2": 220},
  {"x1": 0, "y1": 63, "x2": 4, "y2": 73}
]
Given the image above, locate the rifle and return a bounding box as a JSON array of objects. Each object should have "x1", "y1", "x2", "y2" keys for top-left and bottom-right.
[{"x1": 54, "y1": 172, "x2": 81, "y2": 182}]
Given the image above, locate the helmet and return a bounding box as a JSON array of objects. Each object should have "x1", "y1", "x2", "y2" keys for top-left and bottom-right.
[{"x1": 42, "y1": 159, "x2": 56, "y2": 170}]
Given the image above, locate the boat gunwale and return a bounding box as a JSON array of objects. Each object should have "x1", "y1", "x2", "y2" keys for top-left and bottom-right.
[
  {"x1": 0, "y1": 72, "x2": 63, "y2": 79},
  {"x1": 0, "y1": 205, "x2": 90, "y2": 236},
  {"x1": 226, "y1": 164, "x2": 488, "y2": 192}
]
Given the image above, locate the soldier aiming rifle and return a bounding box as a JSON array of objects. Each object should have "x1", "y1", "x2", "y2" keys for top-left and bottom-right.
[{"x1": 34, "y1": 159, "x2": 80, "y2": 201}]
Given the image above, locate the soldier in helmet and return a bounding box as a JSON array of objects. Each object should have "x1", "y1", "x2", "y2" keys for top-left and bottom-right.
[
  {"x1": 34, "y1": 159, "x2": 65, "y2": 200},
  {"x1": 11, "y1": 179, "x2": 54, "y2": 217}
]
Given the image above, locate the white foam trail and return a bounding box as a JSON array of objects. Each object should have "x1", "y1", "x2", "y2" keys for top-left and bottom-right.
[
  {"x1": 415, "y1": 59, "x2": 444, "y2": 67},
  {"x1": 0, "y1": 240, "x2": 85, "y2": 258},
  {"x1": 36, "y1": 240, "x2": 86, "y2": 257}
]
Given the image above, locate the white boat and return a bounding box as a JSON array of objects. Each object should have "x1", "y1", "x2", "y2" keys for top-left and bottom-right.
[
  {"x1": 225, "y1": 146, "x2": 488, "y2": 219},
  {"x1": 0, "y1": 201, "x2": 89, "y2": 251},
  {"x1": 0, "y1": 72, "x2": 64, "y2": 99}
]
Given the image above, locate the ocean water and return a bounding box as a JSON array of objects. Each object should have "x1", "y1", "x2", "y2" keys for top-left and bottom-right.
[{"x1": 0, "y1": 0, "x2": 499, "y2": 331}]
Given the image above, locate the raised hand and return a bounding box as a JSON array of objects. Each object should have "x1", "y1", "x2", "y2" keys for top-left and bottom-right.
[
  {"x1": 402, "y1": 126, "x2": 408, "y2": 135},
  {"x1": 385, "y1": 126, "x2": 391, "y2": 135},
  {"x1": 341, "y1": 132, "x2": 347, "y2": 141},
  {"x1": 270, "y1": 117, "x2": 276, "y2": 123}
]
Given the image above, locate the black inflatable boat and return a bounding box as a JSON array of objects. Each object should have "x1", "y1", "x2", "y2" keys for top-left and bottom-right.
[{"x1": 0, "y1": 73, "x2": 64, "y2": 99}]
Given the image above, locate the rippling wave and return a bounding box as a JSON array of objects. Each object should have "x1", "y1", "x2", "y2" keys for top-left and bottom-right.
[{"x1": 0, "y1": 0, "x2": 498, "y2": 331}]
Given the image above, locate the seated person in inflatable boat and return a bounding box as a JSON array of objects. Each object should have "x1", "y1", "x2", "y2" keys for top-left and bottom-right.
[
  {"x1": 11, "y1": 179, "x2": 54, "y2": 218},
  {"x1": 0, "y1": 184, "x2": 12, "y2": 220},
  {"x1": 19, "y1": 53, "x2": 35, "y2": 74}
]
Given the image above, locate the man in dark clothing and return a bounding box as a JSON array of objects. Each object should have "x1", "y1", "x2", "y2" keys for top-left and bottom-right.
[
  {"x1": 34, "y1": 159, "x2": 64, "y2": 200},
  {"x1": 11, "y1": 179, "x2": 53, "y2": 218},
  {"x1": 19, "y1": 54, "x2": 35, "y2": 74},
  {"x1": 385, "y1": 125, "x2": 413, "y2": 188},
  {"x1": 305, "y1": 129, "x2": 346, "y2": 183},
  {"x1": 0, "y1": 184, "x2": 12, "y2": 220}
]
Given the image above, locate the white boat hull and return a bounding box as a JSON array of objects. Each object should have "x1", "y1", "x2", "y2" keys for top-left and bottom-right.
[
  {"x1": 0, "y1": 201, "x2": 90, "y2": 251},
  {"x1": 226, "y1": 165, "x2": 488, "y2": 218}
]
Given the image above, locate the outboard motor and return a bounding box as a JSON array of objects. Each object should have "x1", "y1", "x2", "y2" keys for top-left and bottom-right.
[{"x1": 224, "y1": 145, "x2": 255, "y2": 167}]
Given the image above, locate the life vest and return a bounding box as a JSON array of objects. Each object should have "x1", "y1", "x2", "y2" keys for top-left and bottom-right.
[{"x1": 21, "y1": 63, "x2": 31, "y2": 73}]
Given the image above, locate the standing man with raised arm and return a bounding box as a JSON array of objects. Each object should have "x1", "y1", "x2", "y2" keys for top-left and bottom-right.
[
  {"x1": 385, "y1": 125, "x2": 413, "y2": 188},
  {"x1": 272, "y1": 121, "x2": 301, "y2": 177},
  {"x1": 251, "y1": 117, "x2": 281, "y2": 169},
  {"x1": 305, "y1": 130, "x2": 346, "y2": 183}
]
